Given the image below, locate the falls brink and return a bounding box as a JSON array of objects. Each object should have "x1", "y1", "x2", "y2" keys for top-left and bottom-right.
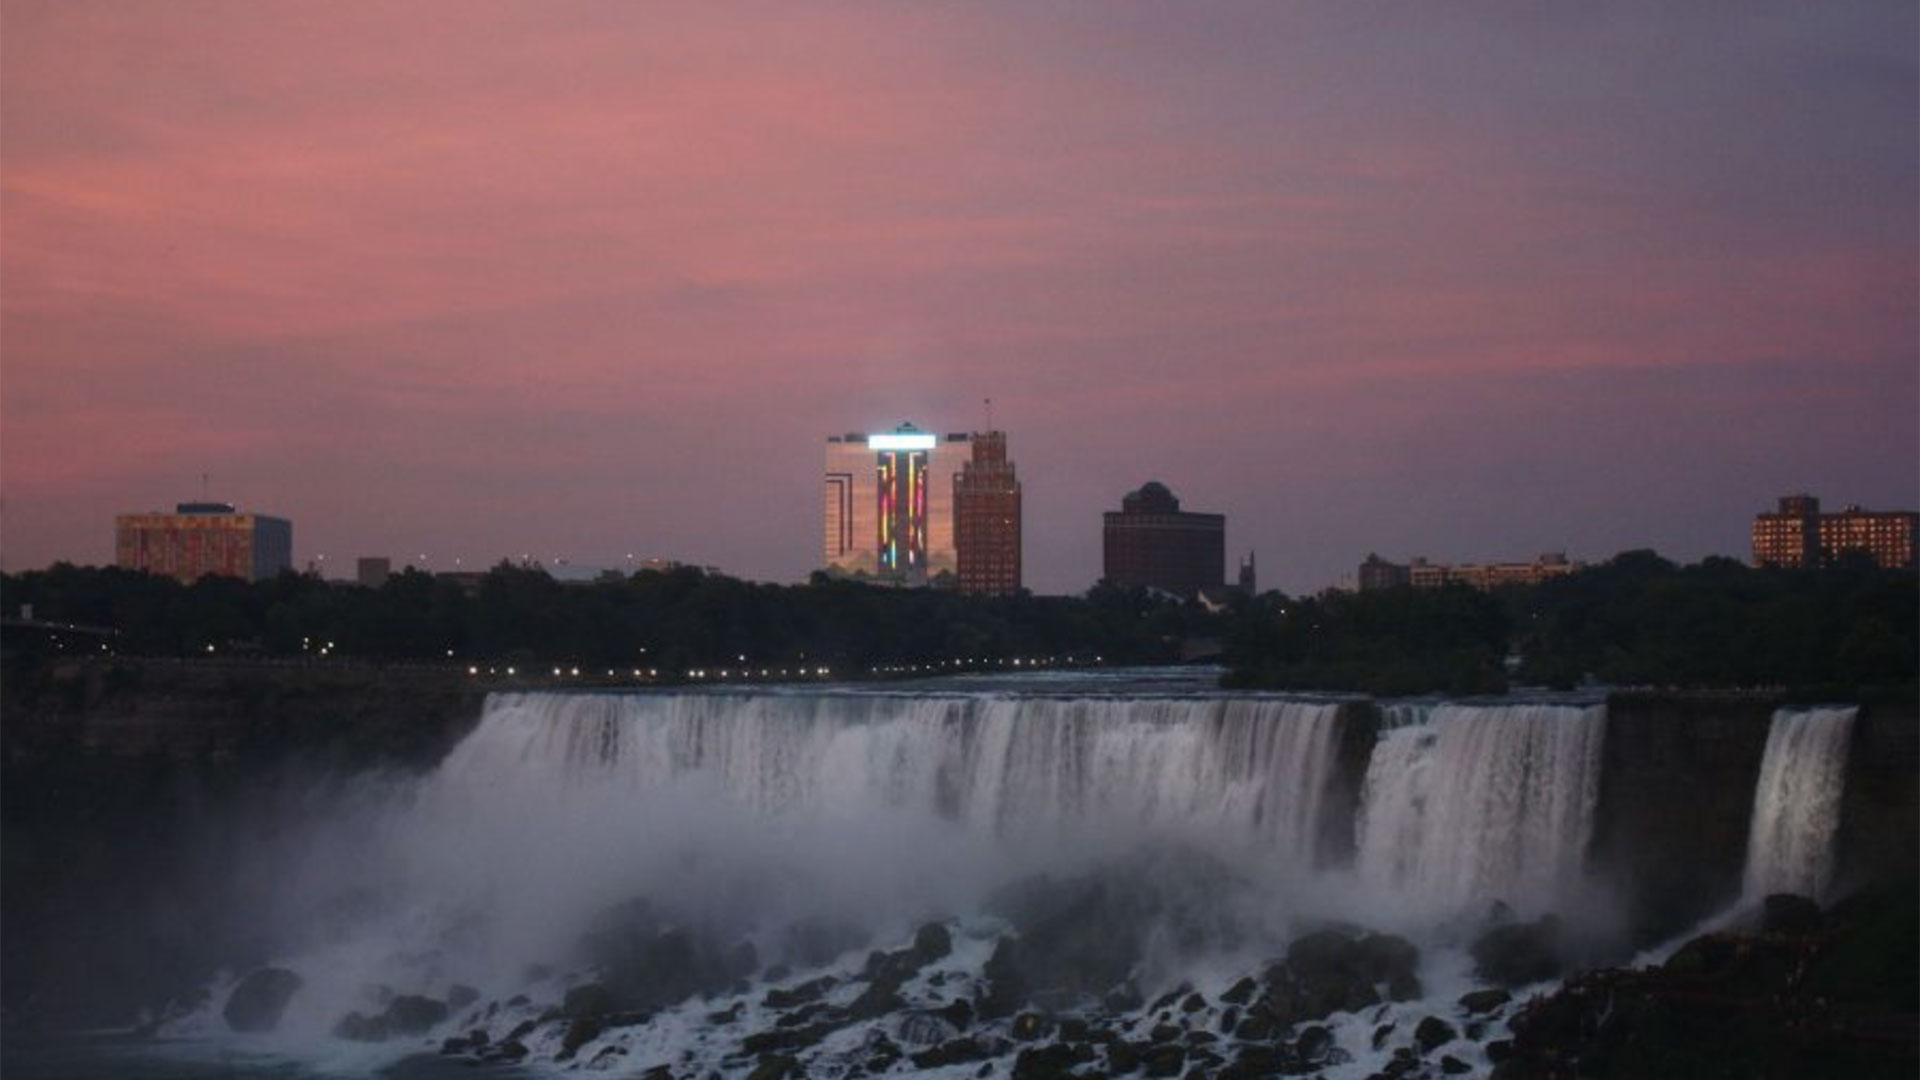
[
  {"x1": 1355, "y1": 704, "x2": 1608, "y2": 918},
  {"x1": 434, "y1": 692, "x2": 1349, "y2": 864},
  {"x1": 1742, "y1": 706, "x2": 1858, "y2": 901}
]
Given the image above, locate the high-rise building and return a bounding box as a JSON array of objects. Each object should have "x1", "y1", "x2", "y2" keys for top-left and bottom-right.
[
  {"x1": 1752, "y1": 494, "x2": 1917, "y2": 569},
  {"x1": 1101, "y1": 482, "x2": 1225, "y2": 598},
  {"x1": 115, "y1": 502, "x2": 293, "y2": 583},
  {"x1": 822, "y1": 423, "x2": 969, "y2": 583},
  {"x1": 954, "y1": 430, "x2": 1022, "y2": 596}
]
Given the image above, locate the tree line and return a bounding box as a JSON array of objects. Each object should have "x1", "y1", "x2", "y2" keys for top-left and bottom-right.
[{"x1": 5, "y1": 551, "x2": 1912, "y2": 693}]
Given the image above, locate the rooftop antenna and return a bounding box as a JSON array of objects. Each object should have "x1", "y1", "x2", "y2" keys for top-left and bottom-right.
[
  {"x1": 984, "y1": 397, "x2": 994, "y2": 433},
  {"x1": 201, "y1": 472, "x2": 210, "y2": 501}
]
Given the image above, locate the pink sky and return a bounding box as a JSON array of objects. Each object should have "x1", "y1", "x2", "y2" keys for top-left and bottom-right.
[{"x1": 4, "y1": 2, "x2": 1915, "y2": 593}]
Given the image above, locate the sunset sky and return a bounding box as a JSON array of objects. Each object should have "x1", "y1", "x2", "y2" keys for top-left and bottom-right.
[{"x1": 4, "y1": 2, "x2": 1914, "y2": 594}]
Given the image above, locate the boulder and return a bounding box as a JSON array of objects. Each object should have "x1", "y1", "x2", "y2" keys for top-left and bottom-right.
[
  {"x1": 913, "y1": 921, "x2": 954, "y2": 963},
  {"x1": 1261, "y1": 929, "x2": 1422, "y2": 1025},
  {"x1": 1413, "y1": 1016, "x2": 1457, "y2": 1054},
  {"x1": 1220, "y1": 976, "x2": 1257, "y2": 1005},
  {"x1": 909, "y1": 1036, "x2": 990, "y2": 1069},
  {"x1": 223, "y1": 968, "x2": 303, "y2": 1033},
  {"x1": 383, "y1": 995, "x2": 449, "y2": 1035},
  {"x1": 1458, "y1": 987, "x2": 1511, "y2": 1015},
  {"x1": 1470, "y1": 914, "x2": 1565, "y2": 987}
]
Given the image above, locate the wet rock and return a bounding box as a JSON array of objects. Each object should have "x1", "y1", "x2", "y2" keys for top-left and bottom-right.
[
  {"x1": 1149, "y1": 1023, "x2": 1182, "y2": 1043},
  {"x1": 384, "y1": 995, "x2": 450, "y2": 1035},
  {"x1": 1142, "y1": 1043, "x2": 1186, "y2": 1077},
  {"x1": 1012, "y1": 1012, "x2": 1053, "y2": 1041},
  {"x1": 1107, "y1": 1040, "x2": 1143, "y2": 1073},
  {"x1": 1372, "y1": 1021, "x2": 1396, "y2": 1050},
  {"x1": 1414, "y1": 1016, "x2": 1457, "y2": 1054},
  {"x1": 1470, "y1": 914, "x2": 1564, "y2": 988},
  {"x1": 1179, "y1": 992, "x2": 1207, "y2": 1014},
  {"x1": 1295, "y1": 1023, "x2": 1335, "y2": 1063},
  {"x1": 638, "y1": 1066, "x2": 673, "y2": 1080},
  {"x1": 556, "y1": 1016, "x2": 605, "y2": 1061},
  {"x1": 588, "y1": 1044, "x2": 627, "y2": 1068},
  {"x1": 743, "y1": 1021, "x2": 839, "y2": 1055},
  {"x1": 223, "y1": 968, "x2": 304, "y2": 1033},
  {"x1": 898, "y1": 1011, "x2": 963, "y2": 1046},
  {"x1": 1150, "y1": 987, "x2": 1188, "y2": 1013},
  {"x1": 941, "y1": 997, "x2": 976, "y2": 1030},
  {"x1": 1233, "y1": 1013, "x2": 1275, "y2": 1040},
  {"x1": 1458, "y1": 987, "x2": 1511, "y2": 1015},
  {"x1": 332, "y1": 1011, "x2": 389, "y2": 1042},
  {"x1": 504, "y1": 1018, "x2": 538, "y2": 1042},
  {"x1": 486, "y1": 1039, "x2": 529, "y2": 1062},
  {"x1": 440, "y1": 1028, "x2": 490, "y2": 1055},
  {"x1": 913, "y1": 921, "x2": 954, "y2": 963},
  {"x1": 1485, "y1": 1038, "x2": 1513, "y2": 1064},
  {"x1": 847, "y1": 977, "x2": 904, "y2": 1020},
  {"x1": 763, "y1": 975, "x2": 837, "y2": 1010},
  {"x1": 1760, "y1": 893, "x2": 1823, "y2": 936},
  {"x1": 1217, "y1": 1006, "x2": 1239, "y2": 1034},
  {"x1": 565, "y1": 982, "x2": 618, "y2": 1018},
  {"x1": 746, "y1": 1052, "x2": 799, "y2": 1080},
  {"x1": 909, "y1": 1036, "x2": 990, "y2": 1069},
  {"x1": 1221, "y1": 976, "x2": 1257, "y2": 1005},
  {"x1": 1058, "y1": 1016, "x2": 1089, "y2": 1042},
  {"x1": 1013, "y1": 1042, "x2": 1096, "y2": 1079},
  {"x1": 1261, "y1": 928, "x2": 1421, "y2": 1025},
  {"x1": 707, "y1": 1002, "x2": 744, "y2": 1024},
  {"x1": 1440, "y1": 1055, "x2": 1472, "y2": 1075}
]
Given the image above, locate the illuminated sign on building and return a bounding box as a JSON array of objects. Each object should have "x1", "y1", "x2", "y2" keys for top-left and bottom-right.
[
  {"x1": 868, "y1": 432, "x2": 938, "y2": 451},
  {"x1": 878, "y1": 448, "x2": 930, "y2": 570}
]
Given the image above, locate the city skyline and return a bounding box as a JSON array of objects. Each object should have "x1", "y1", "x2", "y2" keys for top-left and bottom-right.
[{"x1": 3, "y1": 3, "x2": 1915, "y2": 595}]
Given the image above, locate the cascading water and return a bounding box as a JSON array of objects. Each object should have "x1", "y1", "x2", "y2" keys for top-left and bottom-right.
[
  {"x1": 1741, "y1": 706, "x2": 1858, "y2": 901},
  {"x1": 1354, "y1": 703, "x2": 1607, "y2": 921},
  {"x1": 431, "y1": 690, "x2": 1349, "y2": 862}
]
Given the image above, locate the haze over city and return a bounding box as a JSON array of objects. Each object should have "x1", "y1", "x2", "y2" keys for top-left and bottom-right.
[{"x1": 4, "y1": 2, "x2": 1915, "y2": 594}]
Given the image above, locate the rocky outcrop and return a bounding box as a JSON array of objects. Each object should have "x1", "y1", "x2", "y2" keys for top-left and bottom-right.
[
  {"x1": 1493, "y1": 882, "x2": 1919, "y2": 1079},
  {"x1": 1593, "y1": 694, "x2": 1919, "y2": 947},
  {"x1": 221, "y1": 967, "x2": 302, "y2": 1033}
]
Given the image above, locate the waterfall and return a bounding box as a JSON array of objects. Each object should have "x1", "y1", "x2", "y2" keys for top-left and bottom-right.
[
  {"x1": 1354, "y1": 703, "x2": 1607, "y2": 920},
  {"x1": 427, "y1": 691, "x2": 1349, "y2": 863},
  {"x1": 1741, "y1": 706, "x2": 1857, "y2": 902}
]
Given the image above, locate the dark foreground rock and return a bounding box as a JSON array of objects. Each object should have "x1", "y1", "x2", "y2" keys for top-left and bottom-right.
[
  {"x1": 1258, "y1": 927, "x2": 1423, "y2": 1026},
  {"x1": 1470, "y1": 914, "x2": 1566, "y2": 988},
  {"x1": 222, "y1": 968, "x2": 303, "y2": 1033},
  {"x1": 1493, "y1": 882, "x2": 1919, "y2": 1079}
]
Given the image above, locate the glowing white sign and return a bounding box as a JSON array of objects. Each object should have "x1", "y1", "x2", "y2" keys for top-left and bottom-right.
[{"x1": 868, "y1": 433, "x2": 937, "y2": 450}]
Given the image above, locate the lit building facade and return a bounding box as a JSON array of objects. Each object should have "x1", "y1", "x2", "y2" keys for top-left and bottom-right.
[
  {"x1": 1102, "y1": 482, "x2": 1225, "y2": 598},
  {"x1": 1752, "y1": 495, "x2": 1917, "y2": 569},
  {"x1": 954, "y1": 430, "x2": 1022, "y2": 596},
  {"x1": 1359, "y1": 552, "x2": 1579, "y2": 591},
  {"x1": 116, "y1": 502, "x2": 293, "y2": 583},
  {"x1": 822, "y1": 423, "x2": 969, "y2": 583}
]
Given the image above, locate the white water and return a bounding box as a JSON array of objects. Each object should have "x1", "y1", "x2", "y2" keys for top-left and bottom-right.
[
  {"x1": 1354, "y1": 703, "x2": 1608, "y2": 921},
  {"x1": 159, "y1": 688, "x2": 1739, "y2": 1080},
  {"x1": 1741, "y1": 706, "x2": 1858, "y2": 901}
]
